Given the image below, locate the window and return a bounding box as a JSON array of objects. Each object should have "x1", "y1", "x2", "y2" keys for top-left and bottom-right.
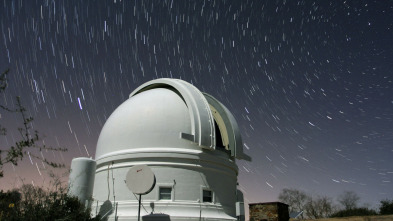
[
  {"x1": 203, "y1": 189, "x2": 213, "y2": 203},
  {"x1": 159, "y1": 187, "x2": 172, "y2": 200}
]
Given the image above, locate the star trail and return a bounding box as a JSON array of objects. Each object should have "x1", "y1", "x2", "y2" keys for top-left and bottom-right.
[{"x1": 1, "y1": 0, "x2": 392, "y2": 212}]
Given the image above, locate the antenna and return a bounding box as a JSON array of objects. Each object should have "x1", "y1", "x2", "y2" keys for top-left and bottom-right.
[{"x1": 126, "y1": 165, "x2": 156, "y2": 221}]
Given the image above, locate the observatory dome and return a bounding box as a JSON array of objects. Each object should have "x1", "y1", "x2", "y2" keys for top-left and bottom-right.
[
  {"x1": 95, "y1": 87, "x2": 193, "y2": 159},
  {"x1": 95, "y1": 78, "x2": 250, "y2": 162},
  {"x1": 69, "y1": 78, "x2": 251, "y2": 221}
]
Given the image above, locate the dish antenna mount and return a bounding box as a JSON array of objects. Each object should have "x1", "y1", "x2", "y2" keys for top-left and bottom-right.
[{"x1": 126, "y1": 165, "x2": 156, "y2": 221}]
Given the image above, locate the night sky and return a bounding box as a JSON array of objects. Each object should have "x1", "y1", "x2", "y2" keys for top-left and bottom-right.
[{"x1": 1, "y1": 0, "x2": 393, "y2": 213}]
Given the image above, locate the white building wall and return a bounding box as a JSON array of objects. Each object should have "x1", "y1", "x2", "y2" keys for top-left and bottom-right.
[
  {"x1": 68, "y1": 157, "x2": 96, "y2": 207},
  {"x1": 91, "y1": 149, "x2": 238, "y2": 220}
]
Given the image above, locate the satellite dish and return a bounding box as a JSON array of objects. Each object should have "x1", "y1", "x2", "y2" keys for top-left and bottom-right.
[{"x1": 126, "y1": 165, "x2": 156, "y2": 195}]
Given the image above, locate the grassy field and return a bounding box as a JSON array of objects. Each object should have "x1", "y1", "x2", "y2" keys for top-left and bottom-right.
[{"x1": 294, "y1": 214, "x2": 393, "y2": 221}]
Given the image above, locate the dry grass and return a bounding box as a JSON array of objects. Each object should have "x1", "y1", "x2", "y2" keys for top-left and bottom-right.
[{"x1": 291, "y1": 214, "x2": 393, "y2": 221}]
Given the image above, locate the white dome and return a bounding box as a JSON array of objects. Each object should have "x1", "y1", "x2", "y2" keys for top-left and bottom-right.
[
  {"x1": 95, "y1": 87, "x2": 193, "y2": 159},
  {"x1": 95, "y1": 78, "x2": 250, "y2": 161}
]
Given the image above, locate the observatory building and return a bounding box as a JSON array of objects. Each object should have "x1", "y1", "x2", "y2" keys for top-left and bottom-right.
[{"x1": 68, "y1": 78, "x2": 251, "y2": 221}]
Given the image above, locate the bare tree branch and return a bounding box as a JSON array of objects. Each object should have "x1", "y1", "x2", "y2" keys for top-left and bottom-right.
[
  {"x1": 0, "y1": 69, "x2": 67, "y2": 178},
  {"x1": 338, "y1": 191, "x2": 360, "y2": 210}
]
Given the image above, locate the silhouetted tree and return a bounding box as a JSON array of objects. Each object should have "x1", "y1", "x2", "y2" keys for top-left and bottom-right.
[
  {"x1": 0, "y1": 69, "x2": 67, "y2": 177},
  {"x1": 379, "y1": 199, "x2": 393, "y2": 215},
  {"x1": 337, "y1": 191, "x2": 360, "y2": 210},
  {"x1": 278, "y1": 188, "x2": 309, "y2": 218},
  {"x1": 304, "y1": 195, "x2": 335, "y2": 219},
  {"x1": 0, "y1": 184, "x2": 99, "y2": 220}
]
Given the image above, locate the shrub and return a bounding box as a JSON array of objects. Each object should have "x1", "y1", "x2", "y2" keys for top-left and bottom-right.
[
  {"x1": 330, "y1": 207, "x2": 377, "y2": 218},
  {"x1": 0, "y1": 185, "x2": 99, "y2": 221},
  {"x1": 0, "y1": 190, "x2": 22, "y2": 219},
  {"x1": 379, "y1": 199, "x2": 393, "y2": 215}
]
